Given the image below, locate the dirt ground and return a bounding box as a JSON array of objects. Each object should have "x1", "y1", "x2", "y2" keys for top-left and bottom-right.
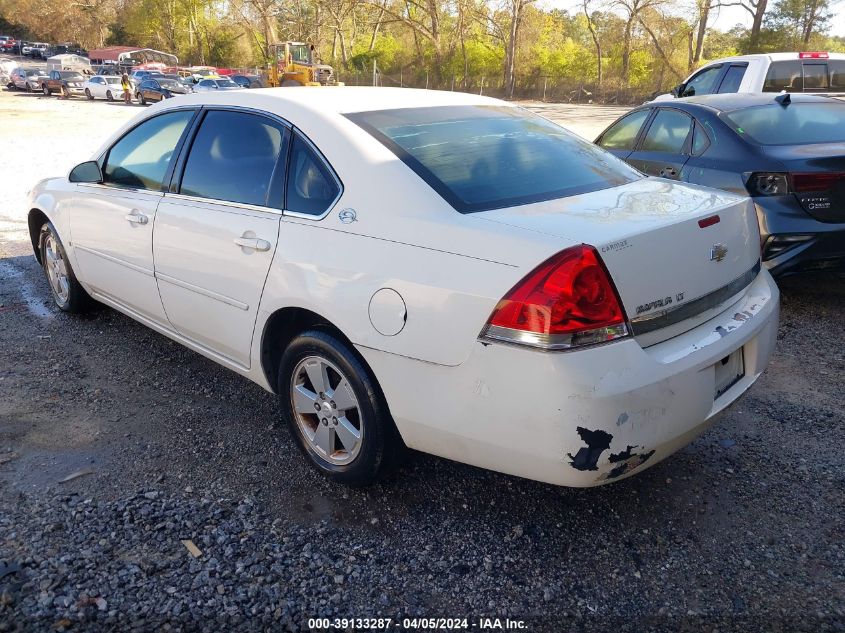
[{"x1": 0, "y1": 78, "x2": 843, "y2": 631}]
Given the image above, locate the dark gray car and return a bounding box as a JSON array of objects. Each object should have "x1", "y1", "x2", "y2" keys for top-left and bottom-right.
[{"x1": 595, "y1": 93, "x2": 845, "y2": 277}]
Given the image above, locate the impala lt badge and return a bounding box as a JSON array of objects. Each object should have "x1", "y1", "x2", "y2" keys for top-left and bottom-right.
[{"x1": 710, "y1": 243, "x2": 728, "y2": 262}]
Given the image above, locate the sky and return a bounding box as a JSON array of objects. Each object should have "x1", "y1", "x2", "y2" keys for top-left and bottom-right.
[{"x1": 548, "y1": 0, "x2": 845, "y2": 38}]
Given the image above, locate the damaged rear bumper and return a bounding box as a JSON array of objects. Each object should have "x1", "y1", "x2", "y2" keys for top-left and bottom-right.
[{"x1": 359, "y1": 269, "x2": 779, "y2": 487}]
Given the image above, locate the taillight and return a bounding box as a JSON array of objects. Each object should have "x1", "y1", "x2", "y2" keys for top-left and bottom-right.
[
  {"x1": 792, "y1": 172, "x2": 845, "y2": 192},
  {"x1": 746, "y1": 172, "x2": 789, "y2": 196},
  {"x1": 480, "y1": 245, "x2": 629, "y2": 351}
]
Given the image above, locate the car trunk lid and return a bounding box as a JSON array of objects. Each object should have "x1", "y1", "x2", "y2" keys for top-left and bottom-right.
[
  {"x1": 765, "y1": 143, "x2": 845, "y2": 222},
  {"x1": 476, "y1": 178, "x2": 761, "y2": 346}
]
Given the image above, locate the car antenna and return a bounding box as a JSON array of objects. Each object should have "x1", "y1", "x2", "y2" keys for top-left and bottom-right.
[{"x1": 775, "y1": 93, "x2": 791, "y2": 106}]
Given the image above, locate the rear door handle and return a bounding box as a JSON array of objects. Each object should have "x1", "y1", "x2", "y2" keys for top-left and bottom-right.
[
  {"x1": 234, "y1": 237, "x2": 271, "y2": 252},
  {"x1": 124, "y1": 210, "x2": 149, "y2": 225}
]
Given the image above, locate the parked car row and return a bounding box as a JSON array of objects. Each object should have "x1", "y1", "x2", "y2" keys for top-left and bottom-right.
[{"x1": 0, "y1": 36, "x2": 86, "y2": 58}]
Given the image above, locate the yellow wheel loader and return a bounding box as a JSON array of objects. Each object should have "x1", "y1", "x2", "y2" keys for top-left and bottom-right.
[{"x1": 267, "y1": 42, "x2": 343, "y2": 87}]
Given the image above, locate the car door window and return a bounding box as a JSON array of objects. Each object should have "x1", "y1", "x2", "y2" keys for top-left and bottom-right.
[
  {"x1": 717, "y1": 64, "x2": 746, "y2": 93},
  {"x1": 285, "y1": 134, "x2": 341, "y2": 216},
  {"x1": 598, "y1": 109, "x2": 651, "y2": 151},
  {"x1": 179, "y1": 110, "x2": 287, "y2": 207},
  {"x1": 103, "y1": 110, "x2": 195, "y2": 191},
  {"x1": 682, "y1": 65, "x2": 723, "y2": 96},
  {"x1": 199, "y1": 80, "x2": 213, "y2": 88},
  {"x1": 640, "y1": 109, "x2": 693, "y2": 153}
]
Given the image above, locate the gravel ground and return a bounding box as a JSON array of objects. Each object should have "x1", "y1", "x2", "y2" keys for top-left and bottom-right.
[{"x1": 1, "y1": 79, "x2": 844, "y2": 632}]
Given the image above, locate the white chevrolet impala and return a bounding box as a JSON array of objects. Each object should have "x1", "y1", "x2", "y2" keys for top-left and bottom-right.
[{"x1": 26, "y1": 88, "x2": 779, "y2": 487}]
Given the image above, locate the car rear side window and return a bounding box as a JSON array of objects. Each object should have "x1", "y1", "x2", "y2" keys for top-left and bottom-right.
[
  {"x1": 724, "y1": 102, "x2": 845, "y2": 145},
  {"x1": 179, "y1": 110, "x2": 288, "y2": 208},
  {"x1": 103, "y1": 110, "x2": 195, "y2": 190},
  {"x1": 598, "y1": 109, "x2": 650, "y2": 150},
  {"x1": 285, "y1": 133, "x2": 341, "y2": 216},
  {"x1": 718, "y1": 65, "x2": 746, "y2": 93},
  {"x1": 640, "y1": 109, "x2": 693, "y2": 153},
  {"x1": 348, "y1": 105, "x2": 640, "y2": 213}
]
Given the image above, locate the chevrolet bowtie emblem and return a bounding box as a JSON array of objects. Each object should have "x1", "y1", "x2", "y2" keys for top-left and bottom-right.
[{"x1": 710, "y1": 243, "x2": 728, "y2": 262}]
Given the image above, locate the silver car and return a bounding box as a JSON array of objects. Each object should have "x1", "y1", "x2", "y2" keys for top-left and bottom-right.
[
  {"x1": 192, "y1": 78, "x2": 242, "y2": 92},
  {"x1": 10, "y1": 68, "x2": 47, "y2": 91}
]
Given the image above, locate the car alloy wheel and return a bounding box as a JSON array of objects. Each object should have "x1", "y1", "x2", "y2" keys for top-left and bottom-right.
[
  {"x1": 42, "y1": 231, "x2": 70, "y2": 305},
  {"x1": 279, "y1": 329, "x2": 401, "y2": 485},
  {"x1": 290, "y1": 355, "x2": 363, "y2": 466}
]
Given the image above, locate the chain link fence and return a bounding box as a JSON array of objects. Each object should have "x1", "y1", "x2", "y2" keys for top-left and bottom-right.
[{"x1": 334, "y1": 66, "x2": 657, "y2": 105}]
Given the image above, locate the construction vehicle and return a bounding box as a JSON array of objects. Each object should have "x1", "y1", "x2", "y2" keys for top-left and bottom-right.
[{"x1": 266, "y1": 42, "x2": 342, "y2": 87}]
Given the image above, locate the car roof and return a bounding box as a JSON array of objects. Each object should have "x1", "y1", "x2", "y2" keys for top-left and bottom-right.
[
  {"x1": 654, "y1": 92, "x2": 840, "y2": 113},
  {"x1": 701, "y1": 52, "x2": 845, "y2": 63},
  {"x1": 172, "y1": 86, "x2": 501, "y2": 114}
]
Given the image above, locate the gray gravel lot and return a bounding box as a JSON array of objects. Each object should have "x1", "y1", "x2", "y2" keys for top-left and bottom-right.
[{"x1": 1, "y1": 82, "x2": 844, "y2": 632}]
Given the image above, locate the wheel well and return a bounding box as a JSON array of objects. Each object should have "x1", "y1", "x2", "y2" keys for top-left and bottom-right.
[
  {"x1": 28, "y1": 208, "x2": 48, "y2": 264},
  {"x1": 261, "y1": 307, "x2": 353, "y2": 393}
]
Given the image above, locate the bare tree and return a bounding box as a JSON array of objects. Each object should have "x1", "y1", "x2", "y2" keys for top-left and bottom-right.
[{"x1": 583, "y1": 0, "x2": 603, "y2": 87}]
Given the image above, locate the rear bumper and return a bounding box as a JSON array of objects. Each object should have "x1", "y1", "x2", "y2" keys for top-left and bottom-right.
[
  {"x1": 360, "y1": 270, "x2": 779, "y2": 487},
  {"x1": 756, "y1": 197, "x2": 845, "y2": 276}
]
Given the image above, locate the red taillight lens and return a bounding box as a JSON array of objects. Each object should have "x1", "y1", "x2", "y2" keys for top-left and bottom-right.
[
  {"x1": 482, "y1": 245, "x2": 629, "y2": 350},
  {"x1": 792, "y1": 172, "x2": 845, "y2": 192}
]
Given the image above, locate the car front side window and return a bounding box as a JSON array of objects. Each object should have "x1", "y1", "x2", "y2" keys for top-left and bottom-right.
[
  {"x1": 103, "y1": 110, "x2": 195, "y2": 191},
  {"x1": 598, "y1": 109, "x2": 651, "y2": 150},
  {"x1": 682, "y1": 65, "x2": 723, "y2": 97}
]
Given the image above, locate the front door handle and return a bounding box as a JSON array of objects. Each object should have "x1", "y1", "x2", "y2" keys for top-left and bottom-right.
[
  {"x1": 124, "y1": 211, "x2": 149, "y2": 225},
  {"x1": 234, "y1": 237, "x2": 271, "y2": 252}
]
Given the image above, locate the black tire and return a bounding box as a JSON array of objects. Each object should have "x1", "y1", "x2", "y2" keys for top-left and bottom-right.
[
  {"x1": 61, "y1": 85, "x2": 70, "y2": 98},
  {"x1": 138, "y1": 92, "x2": 146, "y2": 105},
  {"x1": 106, "y1": 90, "x2": 113, "y2": 101},
  {"x1": 278, "y1": 329, "x2": 400, "y2": 486},
  {"x1": 85, "y1": 88, "x2": 93, "y2": 100},
  {"x1": 42, "y1": 84, "x2": 50, "y2": 95},
  {"x1": 38, "y1": 221, "x2": 92, "y2": 313},
  {"x1": 25, "y1": 83, "x2": 32, "y2": 92}
]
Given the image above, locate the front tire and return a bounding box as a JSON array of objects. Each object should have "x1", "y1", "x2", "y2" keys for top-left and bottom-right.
[
  {"x1": 61, "y1": 85, "x2": 70, "y2": 98},
  {"x1": 278, "y1": 330, "x2": 400, "y2": 486},
  {"x1": 106, "y1": 90, "x2": 114, "y2": 101},
  {"x1": 85, "y1": 88, "x2": 93, "y2": 100},
  {"x1": 38, "y1": 222, "x2": 92, "y2": 313},
  {"x1": 42, "y1": 84, "x2": 50, "y2": 96}
]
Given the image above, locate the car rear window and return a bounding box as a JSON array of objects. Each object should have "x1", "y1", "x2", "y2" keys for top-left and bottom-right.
[
  {"x1": 347, "y1": 105, "x2": 641, "y2": 213},
  {"x1": 723, "y1": 102, "x2": 845, "y2": 145}
]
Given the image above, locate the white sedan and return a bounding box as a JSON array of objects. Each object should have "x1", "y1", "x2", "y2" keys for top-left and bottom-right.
[
  {"x1": 82, "y1": 75, "x2": 125, "y2": 101},
  {"x1": 25, "y1": 88, "x2": 779, "y2": 487}
]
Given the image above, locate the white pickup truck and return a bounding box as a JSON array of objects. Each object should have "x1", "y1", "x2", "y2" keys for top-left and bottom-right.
[{"x1": 655, "y1": 51, "x2": 845, "y2": 100}]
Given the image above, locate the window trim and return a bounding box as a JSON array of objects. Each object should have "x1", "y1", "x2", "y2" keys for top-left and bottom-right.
[
  {"x1": 635, "y1": 107, "x2": 694, "y2": 155},
  {"x1": 96, "y1": 107, "x2": 201, "y2": 194}
]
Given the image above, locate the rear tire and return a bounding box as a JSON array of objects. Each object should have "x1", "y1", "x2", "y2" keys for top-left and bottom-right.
[
  {"x1": 278, "y1": 329, "x2": 401, "y2": 486},
  {"x1": 38, "y1": 222, "x2": 93, "y2": 313},
  {"x1": 138, "y1": 92, "x2": 146, "y2": 105}
]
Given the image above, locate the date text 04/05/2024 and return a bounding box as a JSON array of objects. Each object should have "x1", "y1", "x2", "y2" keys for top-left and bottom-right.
[{"x1": 307, "y1": 617, "x2": 528, "y2": 630}]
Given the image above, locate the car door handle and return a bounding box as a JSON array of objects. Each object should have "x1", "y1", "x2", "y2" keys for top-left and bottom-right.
[
  {"x1": 124, "y1": 211, "x2": 149, "y2": 225},
  {"x1": 234, "y1": 237, "x2": 271, "y2": 252}
]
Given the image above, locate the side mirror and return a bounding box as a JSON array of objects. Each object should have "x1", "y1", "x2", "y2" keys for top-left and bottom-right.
[
  {"x1": 671, "y1": 84, "x2": 683, "y2": 98},
  {"x1": 69, "y1": 160, "x2": 102, "y2": 184}
]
